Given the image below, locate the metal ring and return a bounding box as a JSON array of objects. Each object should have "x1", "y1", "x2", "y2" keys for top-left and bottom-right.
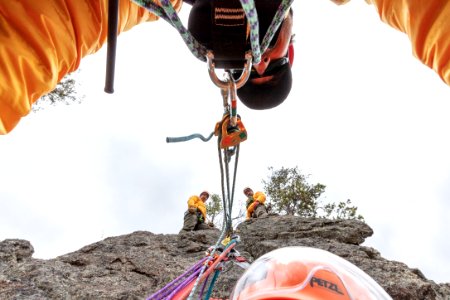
[{"x1": 206, "y1": 51, "x2": 253, "y2": 89}]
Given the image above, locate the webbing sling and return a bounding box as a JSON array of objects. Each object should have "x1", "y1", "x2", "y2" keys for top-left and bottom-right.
[{"x1": 211, "y1": 0, "x2": 247, "y2": 69}]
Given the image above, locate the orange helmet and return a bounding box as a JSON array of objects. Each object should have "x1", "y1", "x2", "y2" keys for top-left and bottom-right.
[{"x1": 230, "y1": 247, "x2": 391, "y2": 300}]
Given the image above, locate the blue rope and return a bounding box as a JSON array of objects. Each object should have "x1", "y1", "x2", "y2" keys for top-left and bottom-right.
[
  {"x1": 204, "y1": 270, "x2": 221, "y2": 300},
  {"x1": 166, "y1": 132, "x2": 214, "y2": 143}
]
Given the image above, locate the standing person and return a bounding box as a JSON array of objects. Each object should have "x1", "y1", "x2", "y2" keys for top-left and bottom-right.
[
  {"x1": 243, "y1": 187, "x2": 268, "y2": 220},
  {"x1": 180, "y1": 191, "x2": 214, "y2": 232}
]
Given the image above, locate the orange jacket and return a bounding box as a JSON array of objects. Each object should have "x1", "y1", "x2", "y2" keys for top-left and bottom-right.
[
  {"x1": 0, "y1": 0, "x2": 182, "y2": 134},
  {"x1": 246, "y1": 191, "x2": 266, "y2": 219},
  {"x1": 338, "y1": 0, "x2": 450, "y2": 86},
  {"x1": 187, "y1": 195, "x2": 207, "y2": 220}
]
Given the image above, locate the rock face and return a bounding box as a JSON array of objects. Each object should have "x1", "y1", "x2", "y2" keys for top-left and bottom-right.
[{"x1": 1, "y1": 216, "x2": 449, "y2": 299}]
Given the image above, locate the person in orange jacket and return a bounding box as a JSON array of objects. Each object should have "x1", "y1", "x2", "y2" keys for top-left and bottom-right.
[
  {"x1": 0, "y1": 0, "x2": 295, "y2": 135},
  {"x1": 244, "y1": 187, "x2": 268, "y2": 220},
  {"x1": 1, "y1": 0, "x2": 450, "y2": 135},
  {"x1": 180, "y1": 191, "x2": 214, "y2": 232}
]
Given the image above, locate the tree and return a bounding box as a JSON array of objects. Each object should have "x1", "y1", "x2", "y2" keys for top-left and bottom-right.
[
  {"x1": 263, "y1": 166, "x2": 364, "y2": 220},
  {"x1": 32, "y1": 73, "x2": 81, "y2": 111},
  {"x1": 263, "y1": 166, "x2": 325, "y2": 217},
  {"x1": 323, "y1": 199, "x2": 364, "y2": 221},
  {"x1": 206, "y1": 193, "x2": 246, "y2": 228},
  {"x1": 206, "y1": 193, "x2": 223, "y2": 226}
]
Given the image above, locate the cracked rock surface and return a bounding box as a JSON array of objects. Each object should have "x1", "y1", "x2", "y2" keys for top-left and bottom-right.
[{"x1": 1, "y1": 216, "x2": 449, "y2": 299}]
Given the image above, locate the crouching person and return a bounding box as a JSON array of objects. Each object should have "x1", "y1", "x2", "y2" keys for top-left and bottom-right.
[
  {"x1": 244, "y1": 187, "x2": 268, "y2": 220},
  {"x1": 180, "y1": 191, "x2": 214, "y2": 232}
]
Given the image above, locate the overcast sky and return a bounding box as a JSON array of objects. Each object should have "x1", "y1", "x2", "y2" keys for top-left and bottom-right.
[{"x1": 1, "y1": 0, "x2": 450, "y2": 284}]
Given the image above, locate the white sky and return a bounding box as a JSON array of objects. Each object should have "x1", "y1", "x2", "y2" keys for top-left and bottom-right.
[{"x1": 1, "y1": 0, "x2": 450, "y2": 284}]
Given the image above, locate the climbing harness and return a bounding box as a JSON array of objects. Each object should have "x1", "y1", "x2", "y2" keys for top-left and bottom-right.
[{"x1": 104, "y1": 0, "x2": 294, "y2": 92}]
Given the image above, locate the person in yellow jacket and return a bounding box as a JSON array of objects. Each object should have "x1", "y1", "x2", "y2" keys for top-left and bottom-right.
[
  {"x1": 244, "y1": 187, "x2": 268, "y2": 220},
  {"x1": 180, "y1": 191, "x2": 214, "y2": 232}
]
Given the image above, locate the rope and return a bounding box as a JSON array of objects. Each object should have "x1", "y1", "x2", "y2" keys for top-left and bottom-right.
[
  {"x1": 182, "y1": 123, "x2": 240, "y2": 298},
  {"x1": 132, "y1": 0, "x2": 207, "y2": 61},
  {"x1": 147, "y1": 256, "x2": 208, "y2": 300},
  {"x1": 185, "y1": 240, "x2": 237, "y2": 300},
  {"x1": 238, "y1": 0, "x2": 261, "y2": 63},
  {"x1": 260, "y1": 0, "x2": 294, "y2": 53},
  {"x1": 166, "y1": 132, "x2": 214, "y2": 143},
  {"x1": 131, "y1": 0, "x2": 294, "y2": 65},
  {"x1": 235, "y1": 0, "x2": 294, "y2": 63},
  {"x1": 204, "y1": 270, "x2": 221, "y2": 300},
  {"x1": 198, "y1": 274, "x2": 211, "y2": 298}
]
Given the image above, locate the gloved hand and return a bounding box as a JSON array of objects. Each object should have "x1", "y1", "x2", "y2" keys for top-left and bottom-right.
[{"x1": 188, "y1": 206, "x2": 197, "y2": 213}]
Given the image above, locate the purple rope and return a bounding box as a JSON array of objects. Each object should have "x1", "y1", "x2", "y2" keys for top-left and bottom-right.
[
  {"x1": 167, "y1": 267, "x2": 204, "y2": 299},
  {"x1": 147, "y1": 257, "x2": 208, "y2": 300},
  {"x1": 150, "y1": 269, "x2": 201, "y2": 300},
  {"x1": 198, "y1": 274, "x2": 211, "y2": 298}
]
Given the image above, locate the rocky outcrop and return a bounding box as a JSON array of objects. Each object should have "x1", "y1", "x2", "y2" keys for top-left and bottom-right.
[{"x1": 1, "y1": 216, "x2": 449, "y2": 299}]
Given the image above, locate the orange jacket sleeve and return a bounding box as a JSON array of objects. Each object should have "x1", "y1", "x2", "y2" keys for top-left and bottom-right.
[
  {"x1": 0, "y1": 0, "x2": 182, "y2": 134},
  {"x1": 197, "y1": 201, "x2": 207, "y2": 220},
  {"x1": 253, "y1": 191, "x2": 266, "y2": 204},
  {"x1": 246, "y1": 202, "x2": 256, "y2": 219},
  {"x1": 187, "y1": 195, "x2": 207, "y2": 219},
  {"x1": 187, "y1": 195, "x2": 199, "y2": 208},
  {"x1": 368, "y1": 0, "x2": 450, "y2": 86}
]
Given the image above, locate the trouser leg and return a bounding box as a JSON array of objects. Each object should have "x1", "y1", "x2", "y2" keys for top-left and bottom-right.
[
  {"x1": 252, "y1": 204, "x2": 268, "y2": 218},
  {"x1": 180, "y1": 211, "x2": 198, "y2": 232}
]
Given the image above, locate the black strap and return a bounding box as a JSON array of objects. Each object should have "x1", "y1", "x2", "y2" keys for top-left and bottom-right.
[{"x1": 211, "y1": 0, "x2": 247, "y2": 69}]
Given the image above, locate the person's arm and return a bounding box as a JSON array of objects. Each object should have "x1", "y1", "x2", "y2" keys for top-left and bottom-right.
[
  {"x1": 247, "y1": 202, "x2": 257, "y2": 218},
  {"x1": 187, "y1": 196, "x2": 198, "y2": 211},
  {"x1": 329, "y1": 0, "x2": 450, "y2": 87},
  {"x1": 197, "y1": 202, "x2": 207, "y2": 220},
  {"x1": 253, "y1": 192, "x2": 266, "y2": 204},
  {"x1": 369, "y1": 0, "x2": 450, "y2": 86},
  {"x1": 246, "y1": 208, "x2": 252, "y2": 220},
  {"x1": 0, "y1": 0, "x2": 183, "y2": 135}
]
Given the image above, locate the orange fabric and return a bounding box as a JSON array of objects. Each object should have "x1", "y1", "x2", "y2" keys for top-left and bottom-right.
[
  {"x1": 187, "y1": 195, "x2": 207, "y2": 219},
  {"x1": 0, "y1": 0, "x2": 182, "y2": 134},
  {"x1": 235, "y1": 261, "x2": 370, "y2": 300},
  {"x1": 367, "y1": 0, "x2": 450, "y2": 86}
]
